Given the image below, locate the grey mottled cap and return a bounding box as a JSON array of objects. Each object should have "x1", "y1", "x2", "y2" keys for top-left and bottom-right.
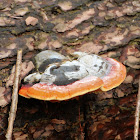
[
  {"x1": 24, "y1": 51, "x2": 112, "y2": 86},
  {"x1": 34, "y1": 50, "x2": 67, "y2": 72},
  {"x1": 77, "y1": 53, "x2": 111, "y2": 78},
  {"x1": 40, "y1": 60, "x2": 88, "y2": 85},
  {"x1": 24, "y1": 72, "x2": 42, "y2": 84}
]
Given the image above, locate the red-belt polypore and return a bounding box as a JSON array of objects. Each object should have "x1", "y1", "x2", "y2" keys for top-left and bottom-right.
[{"x1": 19, "y1": 50, "x2": 126, "y2": 101}]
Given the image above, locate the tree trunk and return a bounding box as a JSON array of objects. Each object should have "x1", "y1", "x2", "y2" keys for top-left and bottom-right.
[{"x1": 0, "y1": 0, "x2": 140, "y2": 139}]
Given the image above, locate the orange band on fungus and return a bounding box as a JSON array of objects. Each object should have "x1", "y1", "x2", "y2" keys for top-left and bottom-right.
[
  {"x1": 100, "y1": 58, "x2": 126, "y2": 91},
  {"x1": 18, "y1": 86, "x2": 31, "y2": 98},
  {"x1": 19, "y1": 76, "x2": 103, "y2": 101}
]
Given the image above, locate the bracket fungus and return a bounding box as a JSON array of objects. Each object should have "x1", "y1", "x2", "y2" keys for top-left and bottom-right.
[{"x1": 19, "y1": 50, "x2": 126, "y2": 101}]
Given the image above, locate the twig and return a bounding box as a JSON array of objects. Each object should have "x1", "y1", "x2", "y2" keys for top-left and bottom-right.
[
  {"x1": 5, "y1": 49, "x2": 22, "y2": 140},
  {"x1": 134, "y1": 77, "x2": 140, "y2": 140}
]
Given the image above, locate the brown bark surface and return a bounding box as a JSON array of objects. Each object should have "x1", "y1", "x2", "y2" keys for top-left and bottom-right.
[{"x1": 0, "y1": 0, "x2": 140, "y2": 139}]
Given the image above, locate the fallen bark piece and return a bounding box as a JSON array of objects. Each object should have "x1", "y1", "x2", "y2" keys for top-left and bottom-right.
[
  {"x1": 0, "y1": 87, "x2": 11, "y2": 107},
  {"x1": 19, "y1": 51, "x2": 126, "y2": 101},
  {"x1": 13, "y1": 132, "x2": 28, "y2": 140},
  {"x1": 6, "y1": 61, "x2": 35, "y2": 88}
]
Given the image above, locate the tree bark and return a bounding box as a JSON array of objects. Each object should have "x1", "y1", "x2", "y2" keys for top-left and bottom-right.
[{"x1": 0, "y1": 0, "x2": 140, "y2": 139}]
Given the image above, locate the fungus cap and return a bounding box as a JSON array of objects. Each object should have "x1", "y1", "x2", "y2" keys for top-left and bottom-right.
[
  {"x1": 19, "y1": 76, "x2": 103, "y2": 100},
  {"x1": 34, "y1": 50, "x2": 67, "y2": 72},
  {"x1": 72, "y1": 52, "x2": 126, "y2": 91},
  {"x1": 19, "y1": 51, "x2": 126, "y2": 101},
  {"x1": 100, "y1": 57, "x2": 126, "y2": 91}
]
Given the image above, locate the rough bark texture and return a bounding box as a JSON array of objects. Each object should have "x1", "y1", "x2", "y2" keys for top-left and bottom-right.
[{"x1": 0, "y1": 0, "x2": 140, "y2": 139}]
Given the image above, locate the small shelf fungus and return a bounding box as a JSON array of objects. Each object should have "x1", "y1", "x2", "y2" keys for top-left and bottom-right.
[{"x1": 19, "y1": 50, "x2": 126, "y2": 101}]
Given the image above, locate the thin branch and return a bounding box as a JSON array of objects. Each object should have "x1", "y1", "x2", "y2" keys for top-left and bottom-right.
[
  {"x1": 134, "y1": 76, "x2": 140, "y2": 140},
  {"x1": 5, "y1": 49, "x2": 22, "y2": 140}
]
